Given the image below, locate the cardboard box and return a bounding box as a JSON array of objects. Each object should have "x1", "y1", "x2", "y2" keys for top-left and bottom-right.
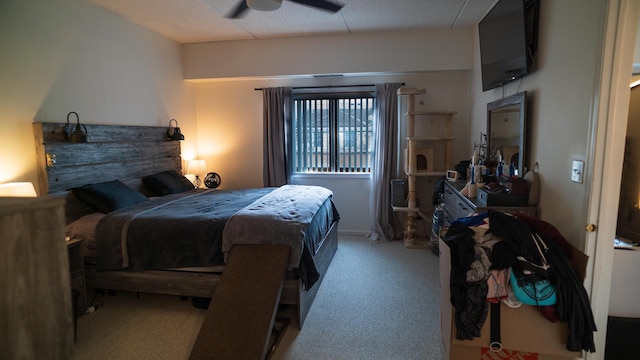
[
  {"x1": 440, "y1": 238, "x2": 588, "y2": 360},
  {"x1": 449, "y1": 346, "x2": 572, "y2": 360}
]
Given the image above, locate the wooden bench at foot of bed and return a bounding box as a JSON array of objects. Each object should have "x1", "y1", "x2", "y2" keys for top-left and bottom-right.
[{"x1": 189, "y1": 244, "x2": 290, "y2": 360}]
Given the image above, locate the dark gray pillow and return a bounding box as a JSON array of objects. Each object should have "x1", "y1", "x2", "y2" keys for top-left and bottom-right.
[
  {"x1": 142, "y1": 170, "x2": 194, "y2": 196},
  {"x1": 72, "y1": 180, "x2": 149, "y2": 213}
]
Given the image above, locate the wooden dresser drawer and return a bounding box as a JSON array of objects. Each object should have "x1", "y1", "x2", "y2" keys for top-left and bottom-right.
[
  {"x1": 444, "y1": 183, "x2": 474, "y2": 222},
  {"x1": 443, "y1": 181, "x2": 537, "y2": 226}
]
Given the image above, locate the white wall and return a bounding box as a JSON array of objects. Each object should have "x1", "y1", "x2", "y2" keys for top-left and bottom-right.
[
  {"x1": 0, "y1": 0, "x2": 196, "y2": 191},
  {"x1": 469, "y1": 0, "x2": 609, "y2": 248},
  {"x1": 183, "y1": 28, "x2": 474, "y2": 79},
  {"x1": 0, "y1": 0, "x2": 475, "y2": 235},
  {"x1": 2, "y1": 0, "x2": 613, "y2": 243},
  {"x1": 192, "y1": 71, "x2": 471, "y2": 235},
  {"x1": 186, "y1": 28, "x2": 475, "y2": 234}
]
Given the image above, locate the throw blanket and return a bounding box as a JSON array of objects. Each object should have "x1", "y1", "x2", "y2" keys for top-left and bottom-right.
[
  {"x1": 95, "y1": 188, "x2": 273, "y2": 271},
  {"x1": 222, "y1": 185, "x2": 333, "y2": 269}
]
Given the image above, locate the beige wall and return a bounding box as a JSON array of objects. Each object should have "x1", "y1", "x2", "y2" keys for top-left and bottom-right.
[
  {"x1": 193, "y1": 80, "x2": 263, "y2": 189},
  {"x1": 186, "y1": 0, "x2": 617, "y2": 239},
  {"x1": 0, "y1": 0, "x2": 196, "y2": 192},
  {"x1": 1, "y1": 0, "x2": 475, "y2": 234},
  {"x1": 1, "y1": 0, "x2": 616, "y2": 240},
  {"x1": 0, "y1": 2, "x2": 628, "y2": 350},
  {"x1": 193, "y1": 71, "x2": 472, "y2": 234},
  {"x1": 183, "y1": 28, "x2": 474, "y2": 80},
  {"x1": 469, "y1": 0, "x2": 609, "y2": 248},
  {"x1": 185, "y1": 28, "x2": 476, "y2": 234}
]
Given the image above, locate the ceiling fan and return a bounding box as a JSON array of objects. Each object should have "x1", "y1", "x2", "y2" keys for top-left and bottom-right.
[{"x1": 227, "y1": 0, "x2": 344, "y2": 19}]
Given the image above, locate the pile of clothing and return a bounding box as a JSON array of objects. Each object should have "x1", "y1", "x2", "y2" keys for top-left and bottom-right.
[{"x1": 443, "y1": 210, "x2": 597, "y2": 353}]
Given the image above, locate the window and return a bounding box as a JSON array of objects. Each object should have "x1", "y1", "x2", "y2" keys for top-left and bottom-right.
[{"x1": 292, "y1": 91, "x2": 376, "y2": 173}]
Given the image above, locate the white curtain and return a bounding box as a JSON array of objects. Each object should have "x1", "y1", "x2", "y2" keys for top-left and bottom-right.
[
  {"x1": 262, "y1": 87, "x2": 292, "y2": 187},
  {"x1": 368, "y1": 83, "x2": 403, "y2": 241}
]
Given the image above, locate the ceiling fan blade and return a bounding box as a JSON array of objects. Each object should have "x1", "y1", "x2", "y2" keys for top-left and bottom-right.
[
  {"x1": 226, "y1": 0, "x2": 250, "y2": 18},
  {"x1": 289, "y1": 0, "x2": 344, "y2": 13}
]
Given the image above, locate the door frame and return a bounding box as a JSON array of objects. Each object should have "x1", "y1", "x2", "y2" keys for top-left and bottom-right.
[{"x1": 586, "y1": 0, "x2": 639, "y2": 357}]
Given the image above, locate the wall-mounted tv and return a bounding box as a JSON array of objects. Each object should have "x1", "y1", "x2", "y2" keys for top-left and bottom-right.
[{"x1": 479, "y1": 0, "x2": 540, "y2": 92}]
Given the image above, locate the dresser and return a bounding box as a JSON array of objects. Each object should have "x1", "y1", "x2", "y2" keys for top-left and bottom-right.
[
  {"x1": 443, "y1": 180, "x2": 536, "y2": 225},
  {"x1": 0, "y1": 197, "x2": 74, "y2": 359}
]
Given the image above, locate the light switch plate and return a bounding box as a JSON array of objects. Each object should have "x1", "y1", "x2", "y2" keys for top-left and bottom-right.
[{"x1": 571, "y1": 160, "x2": 584, "y2": 183}]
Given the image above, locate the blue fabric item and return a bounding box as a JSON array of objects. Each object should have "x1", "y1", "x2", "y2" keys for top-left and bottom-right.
[
  {"x1": 509, "y1": 270, "x2": 557, "y2": 306},
  {"x1": 142, "y1": 170, "x2": 194, "y2": 195},
  {"x1": 451, "y1": 212, "x2": 489, "y2": 227},
  {"x1": 73, "y1": 180, "x2": 148, "y2": 213}
]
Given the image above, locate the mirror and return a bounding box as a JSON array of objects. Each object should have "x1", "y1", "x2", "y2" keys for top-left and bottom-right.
[{"x1": 487, "y1": 91, "x2": 527, "y2": 177}]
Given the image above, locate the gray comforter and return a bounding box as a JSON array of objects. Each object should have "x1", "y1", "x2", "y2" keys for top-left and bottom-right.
[
  {"x1": 94, "y1": 186, "x2": 336, "y2": 279},
  {"x1": 95, "y1": 188, "x2": 273, "y2": 271},
  {"x1": 222, "y1": 185, "x2": 334, "y2": 269}
]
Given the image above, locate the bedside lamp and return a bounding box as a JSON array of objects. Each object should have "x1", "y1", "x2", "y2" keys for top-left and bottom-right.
[
  {"x1": 186, "y1": 160, "x2": 207, "y2": 188},
  {"x1": 0, "y1": 182, "x2": 37, "y2": 197}
]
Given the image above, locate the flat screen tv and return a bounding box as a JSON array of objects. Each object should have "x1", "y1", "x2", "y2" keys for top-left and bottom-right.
[{"x1": 479, "y1": 0, "x2": 540, "y2": 91}]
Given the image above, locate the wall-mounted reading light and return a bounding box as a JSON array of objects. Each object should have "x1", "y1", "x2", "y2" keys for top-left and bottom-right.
[
  {"x1": 167, "y1": 119, "x2": 185, "y2": 141},
  {"x1": 65, "y1": 111, "x2": 89, "y2": 143}
]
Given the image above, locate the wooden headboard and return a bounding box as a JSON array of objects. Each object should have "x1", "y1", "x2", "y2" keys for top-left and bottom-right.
[{"x1": 33, "y1": 122, "x2": 183, "y2": 223}]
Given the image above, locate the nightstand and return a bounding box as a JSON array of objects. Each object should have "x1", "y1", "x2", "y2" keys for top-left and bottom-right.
[
  {"x1": 66, "y1": 238, "x2": 87, "y2": 315},
  {"x1": 1, "y1": 197, "x2": 73, "y2": 357}
]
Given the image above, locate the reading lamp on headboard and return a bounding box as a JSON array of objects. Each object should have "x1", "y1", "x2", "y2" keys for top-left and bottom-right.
[
  {"x1": 167, "y1": 119, "x2": 185, "y2": 141},
  {"x1": 65, "y1": 111, "x2": 89, "y2": 143}
]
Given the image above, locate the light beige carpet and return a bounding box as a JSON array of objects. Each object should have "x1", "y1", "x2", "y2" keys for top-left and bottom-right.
[
  {"x1": 73, "y1": 235, "x2": 442, "y2": 360},
  {"x1": 74, "y1": 291, "x2": 205, "y2": 359}
]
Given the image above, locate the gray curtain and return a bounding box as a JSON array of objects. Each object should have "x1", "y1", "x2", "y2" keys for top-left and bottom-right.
[
  {"x1": 368, "y1": 83, "x2": 403, "y2": 241},
  {"x1": 262, "y1": 87, "x2": 292, "y2": 187}
]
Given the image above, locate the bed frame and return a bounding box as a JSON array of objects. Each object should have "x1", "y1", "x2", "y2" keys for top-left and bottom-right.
[{"x1": 33, "y1": 122, "x2": 338, "y2": 328}]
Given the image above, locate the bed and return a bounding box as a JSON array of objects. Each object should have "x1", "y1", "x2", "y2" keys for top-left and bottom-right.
[{"x1": 33, "y1": 122, "x2": 339, "y2": 328}]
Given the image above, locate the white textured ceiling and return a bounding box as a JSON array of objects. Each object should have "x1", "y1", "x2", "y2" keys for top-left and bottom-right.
[{"x1": 85, "y1": 0, "x2": 497, "y2": 44}]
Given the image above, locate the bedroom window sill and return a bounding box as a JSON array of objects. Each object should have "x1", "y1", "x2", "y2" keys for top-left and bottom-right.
[{"x1": 292, "y1": 173, "x2": 371, "y2": 180}]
